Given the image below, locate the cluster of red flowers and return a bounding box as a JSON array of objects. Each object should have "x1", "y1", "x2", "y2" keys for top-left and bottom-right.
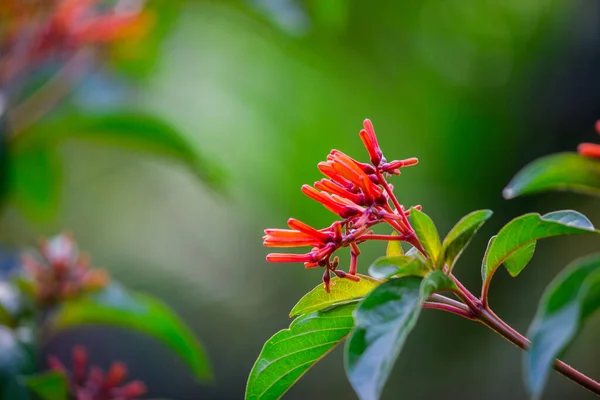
[
  {"x1": 49, "y1": 346, "x2": 147, "y2": 400},
  {"x1": 264, "y1": 119, "x2": 423, "y2": 292},
  {"x1": 0, "y1": 0, "x2": 151, "y2": 85},
  {"x1": 578, "y1": 121, "x2": 600, "y2": 159},
  {"x1": 21, "y1": 233, "x2": 109, "y2": 305}
]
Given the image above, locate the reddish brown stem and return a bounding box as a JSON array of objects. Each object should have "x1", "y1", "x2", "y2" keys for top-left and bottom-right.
[
  {"x1": 422, "y1": 302, "x2": 476, "y2": 320},
  {"x1": 449, "y1": 280, "x2": 600, "y2": 396},
  {"x1": 375, "y1": 170, "x2": 412, "y2": 228},
  {"x1": 361, "y1": 234, "x2": 408, "y2": 241},
  {"x1": 477, "y1": 306, "x2": 600, "y2": 396}
]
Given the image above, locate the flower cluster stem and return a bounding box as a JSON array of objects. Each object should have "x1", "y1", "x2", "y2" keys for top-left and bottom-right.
[
  {"x1": 444, "y1": 279, "x2": 600, "y2": 396},
  {"x1": 476, "y1": 305, "x2": 600, "y2": 396}
]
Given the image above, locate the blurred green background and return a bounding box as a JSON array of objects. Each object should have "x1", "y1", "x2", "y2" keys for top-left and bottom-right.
[{"x1": 6, "y1": 0, "x2": 600, "y2": 399}]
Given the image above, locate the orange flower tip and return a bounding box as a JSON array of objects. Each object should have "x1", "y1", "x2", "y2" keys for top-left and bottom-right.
[{"x1": 578, "y1": 143, "x2": 600, "y2": 158}]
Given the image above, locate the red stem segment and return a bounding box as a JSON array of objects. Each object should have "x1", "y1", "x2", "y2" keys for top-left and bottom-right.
[
  {"x1": 477, "y1": 306, "x2": 600, "y2": 395},
  {"x1": 452, "y1": 282, "x2": 600, "y2": 396}
]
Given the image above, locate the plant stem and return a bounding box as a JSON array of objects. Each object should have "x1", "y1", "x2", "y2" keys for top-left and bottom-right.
[
  {"x1": 422, "y1": 302, "x2": 475, "y2": 320},
  {"x1": 477, "y1": 306, "x2": 600, "y2": 395},
  {"x1": 452, "y1": 286, "x2": 600, "y2": 396},
  {"x1": 361, "y1": 234, "x2": 408, "y2": 241}
]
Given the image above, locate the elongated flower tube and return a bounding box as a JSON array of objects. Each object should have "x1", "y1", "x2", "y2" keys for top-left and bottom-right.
[
  {"x1": 264, "y1": 119, "x2": 423, "y2": 291},
  {"x1": 578, "y1": 121, "x2": 600, "y2": 158}
]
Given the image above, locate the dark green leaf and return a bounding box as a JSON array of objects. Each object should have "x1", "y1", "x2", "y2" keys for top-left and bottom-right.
[
  {"x1": 525, "y1": 254, "x2": 600, "y2": 399},
  {"x1": 0, "y1": 325, "x2": 36, "y2": 399},
  {"x1": 482, "y1": 211, "x2": 596, "y2": 287},
  {"x1": 44, "y1": 284, "x2": 212, "y2": 381},
  {"x1": 25, "y1": 372, "x2": 68, "y2": 400},
  {"x1": 438, "y1": 210, "x2": 493, "y2": 271},
  {"x1": 246, "y1": 304, "x2": 355, "y2": 400},
  {"x1": 368, "y1": 256, "x2": 427, "y2": 280},
  {"x1": 289, "y1": 274, "x2": 379, "y2": 317},
  {"x1": 24, "y1": 112, "x2": 223, "y2": 189},
  {"x1": 407, "y1": 208, "x2": 441, "y2": 264},
  {"x1": 345, "y1": 272, "x2": 455, "y2": 400},
  {"x1": 504, "y1": 153, "x2": 600, "y2": 199},
  {"x1": 8, "y1": 140, "x2": 62, "y2": 222}
]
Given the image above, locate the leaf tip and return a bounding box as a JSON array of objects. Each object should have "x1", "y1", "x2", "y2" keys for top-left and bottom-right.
[{"x1": 502, "y1": 186, "x2": 516, "y2": 199}]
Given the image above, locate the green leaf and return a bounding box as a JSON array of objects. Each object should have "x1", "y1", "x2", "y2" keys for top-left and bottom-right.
[
  {"x1": 44, "y1": 284, "x2": 212, "y2": 382},
  {"x1": 482, "y1": 210, "x2": 597, "y2": 287},
  {"x1": 504, "y1": 153, "x2": 600, "y2": 199},
  {"x1": 386, "y1": 232, "x2": 403, "y2": 257},
  {"x1": 503, "y1": 242, "x2": 536, "y2": 276},
  {"x1": 368, "y1": 256, "x2": 427, "y2": 280},
  {"x1": 8, "y1": 140, "x2": 62, "y2": 222},
  {"x1": 0, "y1": 325, "x2": 37, "y2": 400},
  {"x1": 246, "y1": 304, "x2": 355, "y2": 400},
  {"x1": 438, "y1": 209, "x2": 493, "y2": 271},
  {"x1": 407, "y1": 208, "x2": 441, "y2": 264},
  {"x1": 525, "y1": 254, "x2": 600, "y2": 399},
  {"x1": 25, "y1": 372, "x2": 68, "y2": 400},
  {"x1": 290, "y1": 274, "x2": 379, "y2": 318},
  {"x1": 345, "y1": 272, "x2": 455, "y2": 400},
  {"x1": 24, "y1": 111, "x2": 223, "y2": 189}
]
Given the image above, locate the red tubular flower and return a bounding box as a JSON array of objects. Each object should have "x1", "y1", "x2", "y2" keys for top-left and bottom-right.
[
  {"x1": 314, "y1": 179, "x2": 364, "y2": 205},
  {"x1": 49, "y1": 346, "x2": 148, "y2": 400},
  {"x1": 287, "y1": 218, "x2": 332, "y2": 241},
  {"x1": 578, "y1": 143, "x2": 600, "y2": 158},
  {"x1": 264, "y1": 119, "x2": 423, "y2": 291},
  {"x1": 266, "y1": 253, "x2": 314, "y2": 263},
  {"x1": 301, "y1": 185, "x2": 362, "y2": 218},
  {"x1": 578, "y1": 121, "x2": 600, "y2": 159},
  {"x1": 360, "y1": 119, "x2": 383, "y2": 166}
]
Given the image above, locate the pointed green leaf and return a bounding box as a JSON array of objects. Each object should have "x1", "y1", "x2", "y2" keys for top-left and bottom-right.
[
  {"x1": 289, "y1": 274, "x2": 379, "y2": 318},
  {"x1": 345, "y1": 272, "x2": 455, "y2": 400},
  {"x1": 386, "y1": 232, "x2": 403, "y2": 257},
  {"x1": 525, "y1": 254, "x2": 600, "y2": 399},
  {"x1": 368, "y1": 256, "x2": 427, "y2": 280},
  {"x1": 8, "y1": 140, "x2": 62, "y2": 222},
  {"x1": 482, "y1": 211, "x2": 597, "y2": 288},
  {"x1": 504, "y1": 242, "x2": 536, "y2": 277},
  {"x1": 438, "y1": 210, "x2": 493, "y2": 271},
  {"x1": 24, "y1": 111, "x2": 223, "y2": 189},
  {"x1": 407, "y1": 208, "x2": 441, "y2": 264},
  {"x1": 44, "y1": 284, "x2": 211, "y2": 381},
  {"x1": 25, "y1": 372, "x2": 68, "y2": 400},
  {"x1": 246, "y1": 304, "x2": 355, "y2": 400},
  {"x1": 504, "y1": 153, "x2": 600, "y2": 199}
]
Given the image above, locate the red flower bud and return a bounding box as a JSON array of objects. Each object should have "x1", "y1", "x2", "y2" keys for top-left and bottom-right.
[{"x1": 360, "y1": 119, "x2": 383, "y2": 166}]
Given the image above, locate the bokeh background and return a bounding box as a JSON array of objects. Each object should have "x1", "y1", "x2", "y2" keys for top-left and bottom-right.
[{"x1": 4, "y1": 0, "x2": 600, "y2": 399}]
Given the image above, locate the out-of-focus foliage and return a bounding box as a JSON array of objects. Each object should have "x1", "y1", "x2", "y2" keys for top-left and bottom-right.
[{"x1": 2, "y1": 0, "x2": 600, "y2": 399}]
